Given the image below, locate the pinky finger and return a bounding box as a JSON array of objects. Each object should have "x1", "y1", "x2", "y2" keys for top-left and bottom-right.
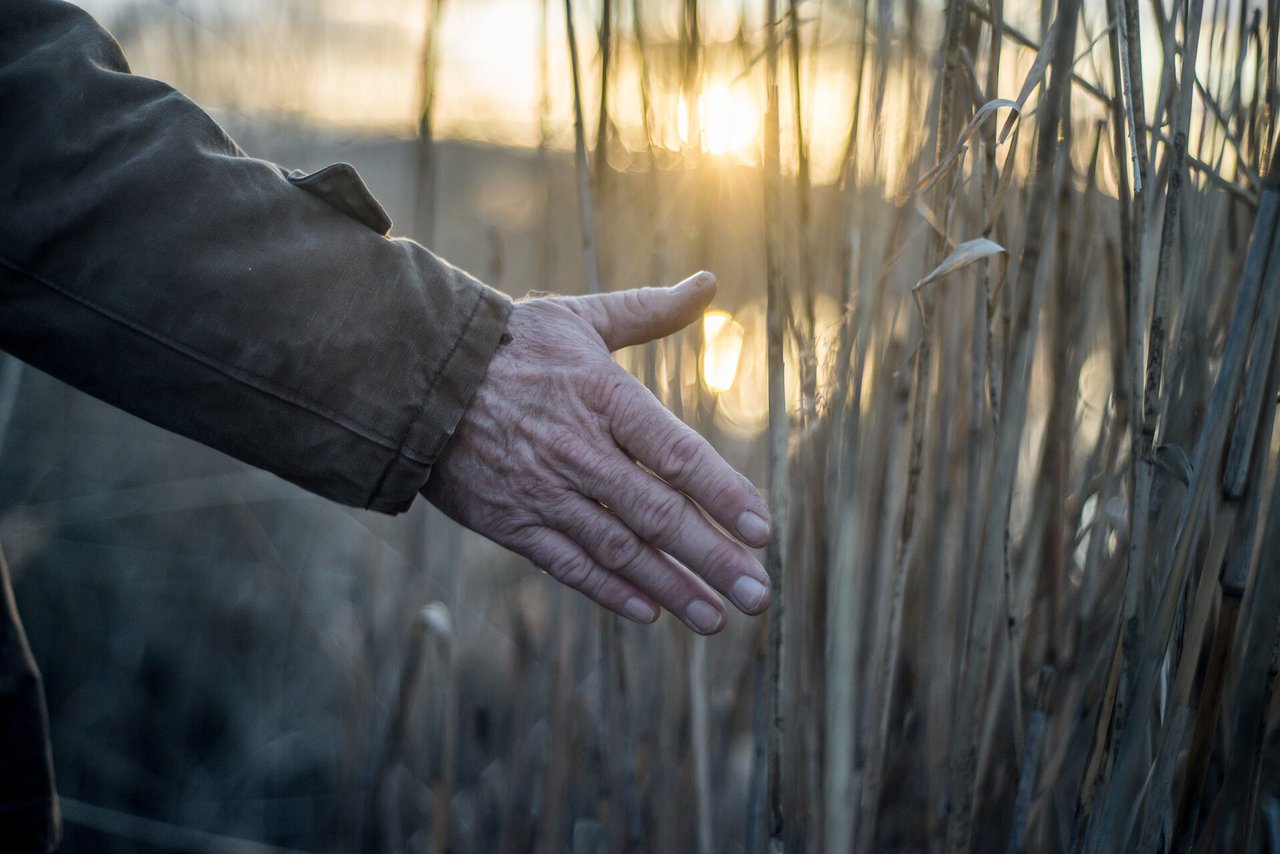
[{"x1": 518, "y1": 526, "x2": 660, "y2": 625}]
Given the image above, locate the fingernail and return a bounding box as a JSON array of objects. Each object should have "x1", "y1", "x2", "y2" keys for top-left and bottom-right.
[
  {"x1": 737, "y1": 510, "x2": 772, "y2": 546},
  {"x1": 624, "y1": 597, "x2": 657, "y2": 623},
  {"x1": 674, "y1": 271, "x2": 713, "y2": 293},
  {"x1": 729, "y1": 576, "x2": 770, "y2": 612},
  {"x1": 686, "y1": 600, "x2": 724, "y2": 633}
]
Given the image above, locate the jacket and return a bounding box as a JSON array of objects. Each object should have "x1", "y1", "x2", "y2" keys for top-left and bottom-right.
[{"x1": 0, "y1": 1, "x2": 513, "y2": 848}]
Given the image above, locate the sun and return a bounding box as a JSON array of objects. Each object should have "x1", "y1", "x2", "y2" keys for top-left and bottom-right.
[{"x1": 679, "y1": 82, "x2": 760, "y2": 159}]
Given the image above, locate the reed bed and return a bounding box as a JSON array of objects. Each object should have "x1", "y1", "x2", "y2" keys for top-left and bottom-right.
[
  {"x1": 3, "y1": 0, "x2": 1279, "y2": 851},
  {"x1": 539, "y1": 0, "x2": 1279, "y2": 851}
]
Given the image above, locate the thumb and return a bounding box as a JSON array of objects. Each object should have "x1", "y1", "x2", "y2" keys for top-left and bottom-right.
[{"x1": 569, "y1": 272, "x2": 717, "y2": 351}]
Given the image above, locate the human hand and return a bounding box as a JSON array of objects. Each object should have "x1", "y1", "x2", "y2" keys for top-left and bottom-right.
[{"x1": 422, "y1": 272, "x2": 772, "y2": 634}]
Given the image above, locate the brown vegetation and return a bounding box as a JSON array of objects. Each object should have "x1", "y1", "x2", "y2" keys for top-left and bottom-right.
[{"x1": 1, "y1": 0, "x2": 1276, "y2": 851}]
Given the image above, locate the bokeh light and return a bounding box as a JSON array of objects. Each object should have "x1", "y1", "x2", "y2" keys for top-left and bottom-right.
[{"x1": 701, "y1": 310, "x2": 745, "y2": 393}]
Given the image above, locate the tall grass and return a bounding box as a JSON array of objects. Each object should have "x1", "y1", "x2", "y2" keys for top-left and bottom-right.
[
  {"x1": 547, "y1": 0, "x2": 1278, "y2": 850},
  {"x1": 6, "y1": 0, "x2": 1280, "y2": 850}
]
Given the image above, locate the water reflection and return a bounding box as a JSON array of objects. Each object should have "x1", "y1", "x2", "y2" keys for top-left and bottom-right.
[
  {"x1": 701, "y1": 310, "x2": 745, "y2": 392},
  {"x1": 700, "y1": 294, "x2": 844, "y2": 438}
]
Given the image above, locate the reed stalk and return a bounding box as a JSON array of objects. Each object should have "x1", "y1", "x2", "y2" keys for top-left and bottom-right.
[
  {"x1": 414, "y1": 0, "x2": 445, "y2": 245},
  {"x1": 947, "y1": 0, "x2": 1079, "y2": 847},
  {"x1": 762, "y1": 2, "x2": 790, "y2": 851},
  {"x1": 564, "y1": 0, "x2": 601, "y2": 295}
]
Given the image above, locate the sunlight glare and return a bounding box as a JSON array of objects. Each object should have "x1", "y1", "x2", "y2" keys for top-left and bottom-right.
[
  {"x1": 702, "y1": 310, "x2": 745, "y2": 393},
  {"x1": 699, "y1": 83, "x2": 758, "y2": 157}
]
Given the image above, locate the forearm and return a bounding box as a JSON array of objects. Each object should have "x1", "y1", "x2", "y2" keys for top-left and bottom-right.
[{"x1": 0, "y1": 0, "x2": 510, "y2": 512}]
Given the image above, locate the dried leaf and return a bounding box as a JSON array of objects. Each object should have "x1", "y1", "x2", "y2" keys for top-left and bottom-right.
[
  {"x1": 914, "y1": 238, "x2": 1009, "y2": 292},
  {"x1": 915, "y1": 98, "x2": 1020, "y2": 195},
  {"x1": 1154, "y1": 443, "x2": 1194, "y2": 486},
  {"x1": 911, "y1": 239, "x2": 1010, "y2": 333}
]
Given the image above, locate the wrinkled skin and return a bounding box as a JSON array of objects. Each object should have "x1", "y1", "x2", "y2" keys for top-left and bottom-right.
[{"x1": 424, "y1": 273, "x2": 772, "y2": 634}]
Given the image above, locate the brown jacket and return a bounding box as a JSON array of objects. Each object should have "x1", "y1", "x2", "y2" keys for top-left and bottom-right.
[{"x1": 0, "y1": 1, "x2": 512, "y2": 848}]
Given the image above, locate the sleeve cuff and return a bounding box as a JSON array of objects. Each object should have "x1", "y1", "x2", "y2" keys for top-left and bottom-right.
[{"x1": 364, "y1": 268, "x2": 512, "y2": 514}]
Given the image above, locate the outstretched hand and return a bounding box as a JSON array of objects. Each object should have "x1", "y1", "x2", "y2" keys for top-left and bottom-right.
[{"x1": 423, "y1": 272, "x2": 772, "y2": 634}]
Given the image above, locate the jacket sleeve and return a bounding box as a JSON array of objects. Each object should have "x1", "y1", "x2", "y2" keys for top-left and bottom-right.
[{"x1": 0, "y1": 0, "x2": 512, "y2": 513}]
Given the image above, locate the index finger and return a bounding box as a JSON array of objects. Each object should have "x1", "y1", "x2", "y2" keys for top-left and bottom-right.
[{"x1": 608, "y1": 376, "x2": 772, "y2": 547}]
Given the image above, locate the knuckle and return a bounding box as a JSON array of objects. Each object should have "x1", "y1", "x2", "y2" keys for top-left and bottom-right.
[
  {"x1": 577, "y1": 448, "x2": 618, "y2": 488},
  {"x1": 621, "y1": 288, "x2": 649, "y2": 318},
  {"x1": 554, "y1": 554, "x2": 596, "y2": 591},
  {"x1": 638, "y1": 491, "x2": 688, "y2": 538},
  {"x1": 736, "y1": 471, "x2": 764, "y2": 502},
  {"x1": 565, "y1": 295, "x2": 604, "y2": 328},
  {"x1": 705, "y1": 539, "x2": 747, "y2": 577},
  {"x1": 660, "y1": 429, "x2": 705, "y2": 482},
  {"x1": 514, "y1": 525, "x2": 556, "y2": 558},
  {"x1": 581, "y1": 570, "x2": 611, "y2": 602},
  {"x1": 557, "y1": 439, "x2": 628, "y2": 497},
  {"x1": 545, "y1": 429, "x2": 591, "y2": 466},
  {"x1": 714, "y1": 475, "x2": 756, "y2": 514},
  {"x1": 597, "y1": 526, "x2": 643, "y2": 571},
  {"x1": 519, "y1": 479, "x2": 573, "y2": 521}
]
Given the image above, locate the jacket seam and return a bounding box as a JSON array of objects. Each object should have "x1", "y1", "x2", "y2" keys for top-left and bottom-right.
[{"x1": 0, "y1": 250, "x2": 427, "y2": 462}]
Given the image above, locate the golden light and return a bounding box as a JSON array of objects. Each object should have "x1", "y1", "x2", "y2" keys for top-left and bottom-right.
[
  {"x1": 715, "y1": 302, "x2": 767, "y2": 437},
  {"x1": 701, "y1": 310, "x2": 745, "y2": 394},
  {"x1": 699, "y1": 83, "x2": 759, "y2": 157}
]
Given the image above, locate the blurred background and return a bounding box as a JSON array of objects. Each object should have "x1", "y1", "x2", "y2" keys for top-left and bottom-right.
[{"x1": 1, "y1": 0, "x2": 1275, "y2": 851}]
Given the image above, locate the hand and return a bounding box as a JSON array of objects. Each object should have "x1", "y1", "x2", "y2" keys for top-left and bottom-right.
[{"x1": 423, "y1": 272, "x2": 773, "y2": 634}]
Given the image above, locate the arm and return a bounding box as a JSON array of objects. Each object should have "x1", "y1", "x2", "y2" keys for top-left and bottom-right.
[
  {"x1": 0, "y1": 0, "x2": 511, "y2": 512},
  {"x1": 0, "y1": 0, "x2": 773, "y2": 634}
]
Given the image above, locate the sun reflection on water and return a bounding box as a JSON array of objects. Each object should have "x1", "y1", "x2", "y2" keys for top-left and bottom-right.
[{"x1": 701, "y1": 310, "x2": 745, "y2": 393}]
